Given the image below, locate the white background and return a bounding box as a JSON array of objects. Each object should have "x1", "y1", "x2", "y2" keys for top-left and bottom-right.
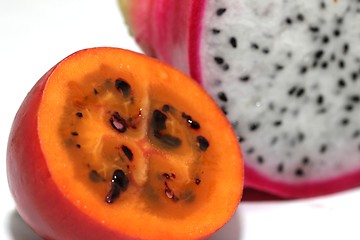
[{"x1": 1, "y1": 0, "x2": 360, "y2": 239}]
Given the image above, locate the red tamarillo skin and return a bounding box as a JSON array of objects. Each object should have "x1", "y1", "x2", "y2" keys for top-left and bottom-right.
[
  {"x1": 120, "y1": 0, "x2": 360, "y2": 198},
  {"x1": 7, "y1": 69, "x2": 128, "y2": 240},
  {"x1": 7, "y1": 47, "x2": 243, "y2": 240}
]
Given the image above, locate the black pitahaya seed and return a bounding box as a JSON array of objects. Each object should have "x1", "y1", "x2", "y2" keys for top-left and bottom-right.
[
  {"x1": 198, "y1": 0, "x2": 360, "y2": 197},
  {"x1": 122, "y1": 0, "x2": 360, "y2": 198}
]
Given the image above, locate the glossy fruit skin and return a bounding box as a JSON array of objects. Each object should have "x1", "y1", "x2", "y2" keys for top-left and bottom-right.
[
  {"x1": 120, "y1": 0, "x2": 205, "y2": 81},
  {"x1": 120, "y1": 0, "x2": 360, "y2": 199},
  {"x1": 6, "y1": 48, "x2": 239, "y2": 240},
  {"x1": 6, "y1": 66, "x2": 140, "y2": 240}
]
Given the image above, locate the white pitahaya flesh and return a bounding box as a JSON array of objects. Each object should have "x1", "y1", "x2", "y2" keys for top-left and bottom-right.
[{"x1": 120, "y1": 0, "x2": 360, "y2": 198}]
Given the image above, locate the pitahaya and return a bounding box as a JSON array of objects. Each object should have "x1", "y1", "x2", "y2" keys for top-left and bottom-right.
[{"x1": 119, "y1": 0, "x2": 360, "y2": 198}]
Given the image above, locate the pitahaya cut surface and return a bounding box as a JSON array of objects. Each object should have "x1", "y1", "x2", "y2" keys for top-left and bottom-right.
[{"x1": 120, "y1": 0, "x2": 360, "y2": 198}]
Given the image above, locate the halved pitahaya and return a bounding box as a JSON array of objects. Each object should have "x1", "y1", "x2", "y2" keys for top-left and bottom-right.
[{"x1": 120, "y1": 0, "x2": 360, "y2": 198}]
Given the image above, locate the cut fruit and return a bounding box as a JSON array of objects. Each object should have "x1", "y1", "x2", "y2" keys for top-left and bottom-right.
[
  {"x1": 119, "y1": 0, "x2": 360, "y2": 198},
  {"x1": 7, "y1": 47, "x2": 243, "y2": 240}
]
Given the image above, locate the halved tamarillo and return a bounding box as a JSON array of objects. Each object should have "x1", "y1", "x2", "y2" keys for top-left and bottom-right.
[{"x1": 6, "y1": 47, "x2": 243, "y2": 240}]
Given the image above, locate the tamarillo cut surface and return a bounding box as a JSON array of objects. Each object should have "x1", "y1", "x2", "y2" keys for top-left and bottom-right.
[{"x1": 7, "y1": 47, "x2": 243, "y2": 240}]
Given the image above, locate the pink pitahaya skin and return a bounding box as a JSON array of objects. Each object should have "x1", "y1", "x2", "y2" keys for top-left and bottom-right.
[
  {"x1": 120, "y1": 0, "x2": 205, "y2": 80},
  {"x1": 120, "y1": 0, "x2": 156, "y2": 56},
  {"x1": 245, "y1": 164, "x2": 360, "y2": 198},
  {"x1": 120, "y1": 0, "x2": 360, "y2": 198}
]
